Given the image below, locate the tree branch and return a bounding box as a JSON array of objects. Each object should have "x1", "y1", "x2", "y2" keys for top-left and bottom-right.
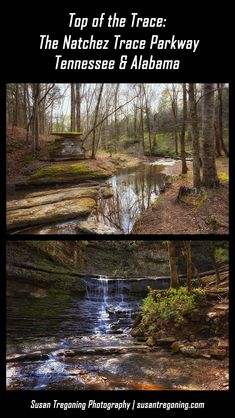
[{"x1": 83, "y1": 95, "x2": 138, "y2": 142}]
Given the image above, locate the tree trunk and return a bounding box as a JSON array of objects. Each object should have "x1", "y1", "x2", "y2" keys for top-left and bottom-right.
[
  {"x1": 184, "y1": 241, "x2": 192, "y2": 293},
  {"x1": 76, "y1": 83, "x2": 81, "y2": 131},
  {"x1": 188, "y1": 83, "x2": 201, "y2": 188},
  {"x1": 142, "y1": 84, "x2": 152, "y2": 155},
  {"x1": 217, "y1": 83, "x2": 229, "y2": 157},
  {"x1": 114, "y1": 84, "x2": 120, "y2": 148},
  {"x1": 211, "y1": 241, "x2": 220, "y2": 285},
  {"x1": 13, "y1": 84, "x2": 19, "y2": 126},
  {"x1": 202, "y1": 84, "x2": 219, "y2": 187},
  {"x1": 91, "y1": 84, "x2": 104, "y2": 159},
  {"x1": 23, "y1": 84, "x2": 28, "y2": 129},
  {"x1": 214, "y1": 121, "x2": 222, "y2": 156},
  {"x1": 167, "y1": 241, "x2": 180, "y2": 289},
  {"x1": 71, "y1": 83, "x2": 76, "y2": 131},
  {"x1": 31, "y1": 83, "x2": 40, "y2": 155},
  {"x1": 180, "y1": 83, "x2": 188, "y2": 174}
]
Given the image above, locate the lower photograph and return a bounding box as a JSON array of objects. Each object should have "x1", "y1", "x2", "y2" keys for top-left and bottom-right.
[{"x1": 6, "y1": 240, "x2": 229, "y2": 391}]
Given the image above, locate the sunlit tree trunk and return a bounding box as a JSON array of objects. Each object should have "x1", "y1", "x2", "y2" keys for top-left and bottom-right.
[
  {"x1": 167, "y1": 241, "x2": 180, "y2": 289},
  {"x1": 184, "y1": 241, "x2": 192, "y2": 293},
  {"x1": 180, "y1": 83, "x2": 188, "y2": 174},
  {"x1": 71, "y1": 83, "x2": 76, "y2": 131},
  {"x1": 188, "y1": 83, "x2": 201, "y2": 188},
  {"x1": 202, "y1": 84, "x2": 219, "y2": 187}
]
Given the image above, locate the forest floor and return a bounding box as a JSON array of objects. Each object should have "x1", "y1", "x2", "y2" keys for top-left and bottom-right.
[
  {"x1": 132, "y1": 158, "x2": 229, "y2": 235},
  {"x1": 6, "y1": 126, "x2": 147, "y2": 183}
]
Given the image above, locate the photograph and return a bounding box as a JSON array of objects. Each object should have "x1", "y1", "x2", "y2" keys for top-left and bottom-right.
[
  {"x1": 6, "y1": 83, "x2": 229, "y2": 235},
  {"x1": 6, "y1": 240, "x2": 229, "y2": 391}
]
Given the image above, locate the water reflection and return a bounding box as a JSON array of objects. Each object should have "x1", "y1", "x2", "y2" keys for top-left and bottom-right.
[{"x1": 94, "y1": 164, "x2": 165, "y2": 233}]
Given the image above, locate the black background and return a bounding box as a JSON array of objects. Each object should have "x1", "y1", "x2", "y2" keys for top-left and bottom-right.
[{"x1": 1, "y1": 1, "x2": 233, "y2": 416}]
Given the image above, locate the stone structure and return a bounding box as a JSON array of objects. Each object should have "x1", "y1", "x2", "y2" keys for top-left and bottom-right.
[{"x1": 50, "y1": 132, "x2": 85, "y2": 161}]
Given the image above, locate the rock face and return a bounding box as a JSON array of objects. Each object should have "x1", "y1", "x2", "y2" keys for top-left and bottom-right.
[
  {"x1": 49, "y1": 135, "x2": 85, "y2": 161},
  {"x1": 7, "y1": 186, "x2": 98, "y2": 231},
  {"x1": 76, "y1": 219, "x2": 119, "y2": 234},
  {"x1": 6, "y1": 241, "x2": 86, "y2": 293}
]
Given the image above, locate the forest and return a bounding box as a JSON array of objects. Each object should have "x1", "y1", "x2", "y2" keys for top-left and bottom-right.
[
  {"x1": 6, "y1": 239, "x2": 229, "y2": 390},
  {"x1": 6, "y1": 83, "x2": 229, "y2": 234}
]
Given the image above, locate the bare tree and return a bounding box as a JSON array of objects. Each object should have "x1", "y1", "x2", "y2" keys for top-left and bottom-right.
[
  {"x1": 91, "y1": 84, "x2": 104, "y2": 159},
  {"x1": 167, "y1": 241, "x2": 180, "y2": 289},
  {"x1": 180, "y1": 83, "x2": 188, "y2": 174},
  {"x1": 71, "y1": 83, "x2": 76, "y2": 131},
  {"x1": 188, "y1": 84, "x2": 201, "y2": 188},
  {"x1": 202, "y1": 84, "x2": 219, "y2": 187},
  {"x1": 217, "y1": 83, "x2": 229, "y2": 157}
]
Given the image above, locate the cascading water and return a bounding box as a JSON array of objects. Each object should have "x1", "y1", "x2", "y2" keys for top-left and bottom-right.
[{"x1": 84, "y1": 276, "x2": 140, "y2": 335}]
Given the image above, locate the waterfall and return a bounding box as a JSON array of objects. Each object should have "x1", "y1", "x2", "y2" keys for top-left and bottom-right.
[
  {"x1": 83, "y1": 276, "x2": 140, "y2": 335},
  {"x1": 95, "y1": 277, "x2": 110, "y2": 335}
]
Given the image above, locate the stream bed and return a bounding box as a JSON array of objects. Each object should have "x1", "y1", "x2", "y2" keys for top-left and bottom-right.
[{"x1": 6, "y1": 276, "x2": 225, "y2": 391}]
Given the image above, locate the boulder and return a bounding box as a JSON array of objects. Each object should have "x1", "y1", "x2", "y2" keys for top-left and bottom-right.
[
  {"x1": 132, "y1": 314, "x2": 142, "y2": 328},
  {"x1": 171, "y1": 341, "x2": 182, "y2": 354},
  {"x1": 156, "y1": 337, "x2": 176, "y2": 347},
  {"x1": 179, "y1": 345, "x2": 199, "y2": 358},
  {"x1": 76, "y1": 219, "x2": 119, "y2": 234},
  {"x1": 146, "y1": 337, "x2": 156, "y2": 347},
  {"x1": 102, "y1": 185, "x2": 113, "y2": 199},
  {"x1": 131, "y1": 327, "x2": 145, "y2": 338}
]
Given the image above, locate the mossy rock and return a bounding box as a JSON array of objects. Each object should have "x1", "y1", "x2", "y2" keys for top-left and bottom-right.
[{"x1": 28, "y1": 164, "x2": 112, "y2": 186}]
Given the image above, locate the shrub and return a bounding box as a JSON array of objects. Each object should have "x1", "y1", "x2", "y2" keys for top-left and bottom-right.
[{"x1": 142, "y1": 286, "x2": 205, "y2": 327}]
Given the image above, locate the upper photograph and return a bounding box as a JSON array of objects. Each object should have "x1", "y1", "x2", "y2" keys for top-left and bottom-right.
[{"x1": 6, "y1": 83, "x2": 229, "y2": 235}]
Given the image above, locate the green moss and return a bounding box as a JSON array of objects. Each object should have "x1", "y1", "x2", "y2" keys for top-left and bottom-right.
[
  {"x1": 30, "y1": 163, "x2": 112, "y2": 179},
  {"x1": 31, "y1": 164, "x2": 96, "y2": 178}
]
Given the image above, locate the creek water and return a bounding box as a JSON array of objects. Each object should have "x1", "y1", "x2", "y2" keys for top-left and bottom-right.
[
  {"x1": 6, "y1": 275, "x2": 209, "y2": 391},
  {"x1": 6, "y1": 276, "x2": 145, "y2": 390},
  {"x1": 7, "y1": 162, "x2": 166, "y2": 234}
]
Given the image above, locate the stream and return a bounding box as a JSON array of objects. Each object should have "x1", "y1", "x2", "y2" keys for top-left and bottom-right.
[
  {"x1": 6, "y1": 276, "x2": 180, "y2": 391},
  {"x1": 7, "y1": 162, "x2": 168, "y2": 234},
  {"x1": 7, "y1": 275, "x2": 225, "y2": 391}
]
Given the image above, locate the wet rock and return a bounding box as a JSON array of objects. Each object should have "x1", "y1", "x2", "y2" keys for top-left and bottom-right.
[
  {"x1": 7, "y1": 186, "x2": 98, "y2": 231},
  {"x1": 132, "y1": 314, "x2": 142, "y2": 328},
  {"x1": 7, "y1": 351, "x2": 49, "y2": 362},
  {"x1": 131, "y1": 327, "x2": 145, "y2": 338},
  {"x1": 106, "y1": 305, "x2": 130, "y2": 315},
  {"x1": 146, "y1": 337, "x2": 156, "y2": 347},
  {"x1": 156, "y1": 337, "x2": 176, "y2": 347},
  {"x1": 136, "y1": 337, "x2": 147, "y2": 343},
  {"x1": 76, "y1": 219, "x2": 119, "y2": 234}
]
